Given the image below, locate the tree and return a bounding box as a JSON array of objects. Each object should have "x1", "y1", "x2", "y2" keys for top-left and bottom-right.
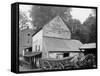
[
  {"x1": 82, "y1": 15, "x2": 96, "y2": 43},
  {"x1": 30, "y1": 6, "x2": 96, "y2": 43},
  {"x1": 30, "y1": 6, "x2": 71, "y2": 30},
  {"x1": 19, "y1": 12, "x2": 29, "y2": 29}
]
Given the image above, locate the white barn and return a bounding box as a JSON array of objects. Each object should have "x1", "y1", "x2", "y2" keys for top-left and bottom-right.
[{"x1": 32, "y1": 16, "x2": 83, "y2": 59}]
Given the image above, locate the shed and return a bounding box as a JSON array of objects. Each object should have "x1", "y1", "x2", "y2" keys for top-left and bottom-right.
[
  {"x1": 80, "y1": 43, "x2": 96, "y2": 49},
  {"x1": 79, "y1": 43, "x2": 96, "y2": 55}
]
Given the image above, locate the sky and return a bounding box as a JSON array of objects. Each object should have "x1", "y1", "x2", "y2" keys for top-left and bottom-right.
[{"x1": 70, "y1": 8, "x2": 94, "y2": 23}]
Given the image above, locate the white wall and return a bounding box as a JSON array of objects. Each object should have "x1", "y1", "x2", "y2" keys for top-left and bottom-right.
[
  {"x1": 70, "y1": 53, "x2": 79, "y2": 57},
  {"x1": 32, "y1": 30, "x2": 43, "y2": 52},
  {"x1": 48, "y1": 53, "x2": 63, "y2": 59}
]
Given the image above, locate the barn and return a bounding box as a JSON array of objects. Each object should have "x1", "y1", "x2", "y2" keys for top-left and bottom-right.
[{"x1": 31, "y1": 16, "x2": 83, "y2": 59}]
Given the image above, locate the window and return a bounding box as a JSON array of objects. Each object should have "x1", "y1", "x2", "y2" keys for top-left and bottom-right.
[
  {"x1": 38, "y1": 45, "x2": 40, "y2": 52},
  {"x1": 63, "y1": 53, "x2": 69, "y2": 57},
  {"x1": 35, "y1": 45, "x2": 37, "y2": 52}
]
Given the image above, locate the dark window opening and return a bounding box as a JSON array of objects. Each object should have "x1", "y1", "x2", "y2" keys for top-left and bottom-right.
[
  {"x1": 63, "y1": 53, "x2": 69, "y2": 57},
  {"x1": 28, "y1": 47, "x2": 32, "y2": 52},
  {"x1": 25, "y1": 47, "x2": 32, "y2": 52},
  {"x1": 35, "y1": 45, "x2": 37, "y2": 52},
  {"x1": 38, "y1": 45, "x2": 40, "y2": 52}
]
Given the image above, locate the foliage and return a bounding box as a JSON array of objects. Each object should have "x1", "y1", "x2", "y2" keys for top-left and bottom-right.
[
  {"x1": 30, "y1": 6, "x2": 71, "y2": 30},
  {"x1": 30, "y1": 6, "x2": 96, "y2": 43},
  {"x1": 19, "y1": 12, "x2": 29, "y2": 28}
]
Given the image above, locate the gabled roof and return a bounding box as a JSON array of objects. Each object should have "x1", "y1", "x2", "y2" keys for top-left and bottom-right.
[
  {"x1": 43, "y1": 37, "x2": 83, "y2": 52},
  {"x1": 43, "y1": 16, "x2": 70, "y2": 32},
  {"x1": 32, "y1": 16, "x2": 71, "y2": 38},
  {"x1": 32, "y1": 27, "x2": 42, "y2": 37},
  {"x1": 43, "y1": 16, "x2": 71, "y2": 39}
]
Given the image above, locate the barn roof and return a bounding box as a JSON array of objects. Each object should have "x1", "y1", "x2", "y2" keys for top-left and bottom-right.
[
  {"x1": 43, "y1": 37, "x2": 83, "y2": 52},
  {"x1": 80, "y1": 43, "x2": 96, "y2": 49},
  {"x1": 24, "y1": 52, "x2": 42, "y2": 57},
  {"x1": 43, "y1": 16, "x2": 71, "y2": 39}
]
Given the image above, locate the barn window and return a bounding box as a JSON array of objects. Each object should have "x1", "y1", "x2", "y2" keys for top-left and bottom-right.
[
  {"x1": 38, "y1": 45, "x2": 40, "y2": 52},
  {"x1": 35, "y1": 45, "x2": 37, "y2": 52},
  {"x1": 63, "y1": 53, "x2": 69, "y2": 57}
]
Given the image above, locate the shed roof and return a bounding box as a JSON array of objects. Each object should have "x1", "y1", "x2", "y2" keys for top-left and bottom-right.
[
  {"x1": 24, "y1": 52, "x2": 42, "y2": 57},
  {"x1": 80, "y1": 43, "x2": 96, "y2": 49},
  {"x1": 44, "y1": 37, "x2": 83, "y2": 52}
]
